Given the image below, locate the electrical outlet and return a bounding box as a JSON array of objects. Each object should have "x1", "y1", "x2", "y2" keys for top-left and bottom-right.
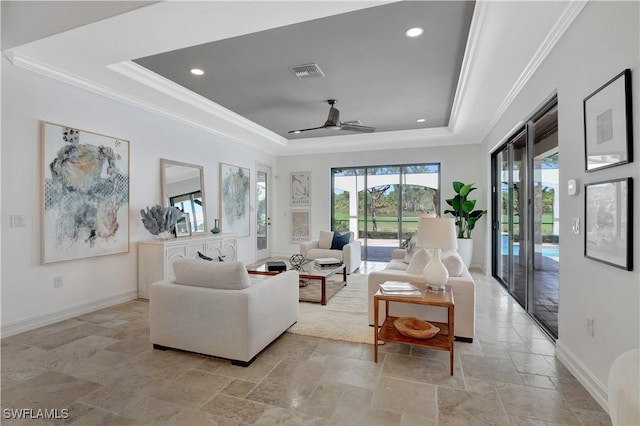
[
  {"x1": 54, "y1": 276, "x2": 64, "y2": 288},
  {"x1": 587, "y1": 317, "x2": 594, "y2": 337}
]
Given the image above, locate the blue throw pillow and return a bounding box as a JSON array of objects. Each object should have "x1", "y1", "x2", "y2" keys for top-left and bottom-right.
[
  {"x1": 330, "y1": 232, "x2": 351, "y2": 250},
  {"x1": 197, "y1": 251, "x2": 213, "y2": 261}
]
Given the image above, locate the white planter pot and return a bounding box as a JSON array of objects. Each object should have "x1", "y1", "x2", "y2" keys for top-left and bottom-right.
[{"x1": 457, "y1": 238, "x2": 473, "y2": 267}]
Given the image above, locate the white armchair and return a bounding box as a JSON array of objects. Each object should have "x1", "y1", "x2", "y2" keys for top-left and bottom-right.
[
  {"x1": 149, "y1": 259, "x2": 299, "y2": 366},
  {"x1": 299, "y1": 230, "x2": 361, "y2": 274}
]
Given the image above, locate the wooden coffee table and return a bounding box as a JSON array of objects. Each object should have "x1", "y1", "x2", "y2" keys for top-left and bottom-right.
[
  {"x1": 373, "y1": 285, "x2": 455, "y2": 375},
  {"x1": 247, "y1": 260, "x2": 346, "y2": 305}
]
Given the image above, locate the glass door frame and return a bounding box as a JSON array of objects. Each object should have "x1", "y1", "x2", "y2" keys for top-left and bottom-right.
[
  {"x1": 255, "y1": 163, "x2": 271, "y2": 260},
  {"x1": 491, "y1": 94, "x2": 559, "y2": 338},
  {"x1": 331, "y1": 163, "x2": 441, "y2": 261}
]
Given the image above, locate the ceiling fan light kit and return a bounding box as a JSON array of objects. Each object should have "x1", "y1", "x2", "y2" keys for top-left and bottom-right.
[{"x1": 288, "y1": 99, "x2": 376, "y2": 135}]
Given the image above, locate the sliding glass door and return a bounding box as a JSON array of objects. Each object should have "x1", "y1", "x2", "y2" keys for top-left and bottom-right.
[
  {"x1": 531, "y1": 104, "x2": 559, "y2": 335},
  {"x1": 332, "y1": 164, "x2": 440, "y2": 261},
  {"x1": 492, "y1": 97, "x2": 559, "y2": 338}
]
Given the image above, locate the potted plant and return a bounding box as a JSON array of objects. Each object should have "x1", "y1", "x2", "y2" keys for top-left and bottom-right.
[{"x1": 444, "y1": 181, "x2": 487, "y2": 266}]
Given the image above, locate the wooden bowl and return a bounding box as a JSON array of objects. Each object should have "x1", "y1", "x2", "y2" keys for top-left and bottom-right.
[{"x1": 394, "y1": 317, "x2": 440, "y2": 339}]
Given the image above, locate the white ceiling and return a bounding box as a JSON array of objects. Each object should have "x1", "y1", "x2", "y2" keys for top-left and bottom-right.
[{"x1": 2, "y1": 1, "x2": 587, "y2": 156}]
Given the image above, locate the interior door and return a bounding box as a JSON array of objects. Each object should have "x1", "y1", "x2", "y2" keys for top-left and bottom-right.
[{"x1": 256, "y1": 164, "x2": 271, "y2": 260}]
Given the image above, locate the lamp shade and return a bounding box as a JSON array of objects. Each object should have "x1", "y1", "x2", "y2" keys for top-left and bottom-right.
[{"x1": 417, "y1": 217, "x2": 458, "y2": 250}]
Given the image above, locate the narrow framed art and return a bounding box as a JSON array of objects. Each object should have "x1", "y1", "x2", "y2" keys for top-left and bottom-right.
[
  {"x1": 220, "y1": 163, "x2": 250, "y2": 237},
  {"x1": 583, "y1": 69, "x2": 633, "y2": 172},
  {"x1": 42, "y1": 122, "x2": 130, "y2": 263},
  {"x1": 175, "y1": 213, "x2": 192, "y2": 238},
  {"x1": 290, "y1": 209, "x2": 311, "y2": 242},
  {"x1": 290, "y1": 171, "x2": 311, "y2": 206},
  {"x1": 584, "y1": 177, "x2": 633, "y2": 270}
]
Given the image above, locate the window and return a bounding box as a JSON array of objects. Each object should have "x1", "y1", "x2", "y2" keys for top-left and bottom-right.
[{"x1": 331, "y1": 163, "x2": 440, "y2": 261}]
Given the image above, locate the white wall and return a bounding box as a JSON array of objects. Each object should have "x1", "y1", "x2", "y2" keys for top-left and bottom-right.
[
  {"x1": 479, "y1": 1, "x2": 639, "y2": 406},
  {"x1": 274, "y1": 144, "x2": 486, "y2": 266},
  {"x1": 1, "y1": 57, "x2": 275, "y2": 336}
]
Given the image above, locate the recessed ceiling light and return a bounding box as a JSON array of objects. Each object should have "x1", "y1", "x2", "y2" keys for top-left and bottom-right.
[
  {"x1": 190, "y1": 68, "x2": 205, "y2": 76},
  {"x1": 405, "y1": 27, "x2": 424, "y2": 38},
  {"x1": 417, "y1": 118, "x2": 426, "y2": 123}
]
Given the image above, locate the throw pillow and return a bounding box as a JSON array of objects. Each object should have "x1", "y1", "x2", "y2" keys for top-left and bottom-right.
[
  {"x1": 197, "y1": 251, "x2": 213, "y2": 261},
  {"x1": 406, "y1": 248, "x2": 432, "y2": 275},
  {"x1": 173, "y1": 259, "x2": 251, "y2": 290},
  {"x1": 443, "y1": 253, "x2": 464, "y2": 277},
  {"x1": 330, "y1": 232, "x2": 351, "y2": 250},
  {"x1": 318, "y1": 230, "x2": 334, "y2": 249}
]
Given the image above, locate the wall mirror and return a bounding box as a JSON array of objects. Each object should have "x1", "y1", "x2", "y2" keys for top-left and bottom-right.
[{"x1": 160, "y1": 159, "x2": 207, "y2": 234}]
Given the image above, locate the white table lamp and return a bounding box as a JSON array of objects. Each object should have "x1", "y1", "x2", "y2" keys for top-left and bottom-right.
[{"x1": 417, "y1": 217, "x2": 458, "y2": 291}]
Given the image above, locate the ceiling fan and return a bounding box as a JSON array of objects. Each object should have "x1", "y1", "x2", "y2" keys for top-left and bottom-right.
[{"x1": 288, "y1": 99, "x2": 376, "y2": 134}]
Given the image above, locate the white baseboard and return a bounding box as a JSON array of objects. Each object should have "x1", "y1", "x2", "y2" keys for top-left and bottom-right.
[
  {"x1": 556, "y1": 339, "x2": 609, "y2": 413},
  {"x1": 1, "y1": 290, "x2": 138, "y2": 338}
]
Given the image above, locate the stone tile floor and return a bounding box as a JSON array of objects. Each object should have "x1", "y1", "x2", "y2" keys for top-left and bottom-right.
[{"x1": 1, "y1": 263, "x2": 610, "y2": 425}]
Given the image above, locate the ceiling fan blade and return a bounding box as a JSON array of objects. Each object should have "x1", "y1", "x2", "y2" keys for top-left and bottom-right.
[
  {"x1": 339, "y1": 122, "x2": 376, "y2": 133},
  {"x1": 287, "y1": 125, "x2": 326, "y2": 134}
]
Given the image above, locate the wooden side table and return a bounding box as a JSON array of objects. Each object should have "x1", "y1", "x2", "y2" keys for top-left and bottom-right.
[{"x1": 373, "y1": 285, "x2": 455, "y2": 375}]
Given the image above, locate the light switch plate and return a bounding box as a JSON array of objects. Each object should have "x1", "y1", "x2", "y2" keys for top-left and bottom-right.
[
  {"x1": 568, "y1": 179, "x2": 578, "y2": 196},
  {"x1": 572, "y1": 218, "x2": 580, "y2": 235}
]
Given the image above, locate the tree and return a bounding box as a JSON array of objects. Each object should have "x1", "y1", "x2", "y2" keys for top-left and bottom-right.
[{"x1": 368, "y1": 185, "x2": 390, "y2": 232}]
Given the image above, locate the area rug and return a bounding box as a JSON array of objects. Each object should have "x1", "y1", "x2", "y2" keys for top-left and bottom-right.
[{"x1": 287, "y1": 273, "x2": 373, "y2": 344}]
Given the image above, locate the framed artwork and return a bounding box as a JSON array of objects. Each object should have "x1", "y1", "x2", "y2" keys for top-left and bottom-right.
[
  {"x1": 220, "y1": 163, "x2": 250, "y2": 237},
  {"x1": 42, "y1": 122, "x2": 130, "y2": 263},
  {"x1": 290, "y1": 171, "x2": 311, "y2": 206},
  {"x1": 175, "y1": 213, "x2": 192, "y2": 237},
  {"x1": 583, "y1": 69, "x2": 633, "y2": 172},
  {"x1": 290, "y1": 209, "x2": 311, "y2": 242},
  {"x1": 584, "y1": 177, "x2": 633, "y2": 270}
]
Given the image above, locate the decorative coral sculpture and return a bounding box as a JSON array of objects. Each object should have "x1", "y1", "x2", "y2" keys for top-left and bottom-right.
[{"x1": 140, "y1": 205, "x2": 183, "y2": 238}]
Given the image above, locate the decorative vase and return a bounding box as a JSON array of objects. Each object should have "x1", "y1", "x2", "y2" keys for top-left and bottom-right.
[
  {"x1": 156, "y1": 230, "x2": 172, "y2": 241},
  {"x1": 457, "y1": 238, "x2": 473, "y2": 267},
  {"x1": 210, "y1": 219, "x2": 220, "y2": 234}
]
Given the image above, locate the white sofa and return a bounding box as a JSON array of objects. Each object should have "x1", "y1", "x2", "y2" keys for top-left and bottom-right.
[
  {"x1": 368, "y1": 248, "x2": 476, "y2": 342},
  {"x1": 149, "y1": 259, "x2": 299, "y2": 366},
  {"x1": 300, "y1": 230, "x2": 362, "y2": 274}
]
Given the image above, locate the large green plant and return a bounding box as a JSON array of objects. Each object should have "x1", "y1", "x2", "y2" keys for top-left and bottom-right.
[{"x1": 444, "y1": 181, "x2": 487, "y2": 239}]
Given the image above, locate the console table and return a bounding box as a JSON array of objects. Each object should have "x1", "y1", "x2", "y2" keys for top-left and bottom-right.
[{"x1": 137, "y1": 234, "x2": 237, "y2": 299}]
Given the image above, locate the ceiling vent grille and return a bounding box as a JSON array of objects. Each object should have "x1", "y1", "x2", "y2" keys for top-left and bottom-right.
[{"x1": 289, "y1": 63, "x2": 325, "y2": 80}]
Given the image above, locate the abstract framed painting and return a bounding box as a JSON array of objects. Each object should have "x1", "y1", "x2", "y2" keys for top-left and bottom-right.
[
  {"x1": 290, "y1": 209, "x2": 311, "y2": 242},
  {"x1": 42, "y1": 122, "x2": 130, "y2": 263},
  {"x1": 584, "y1": 177, "x2": 633, "y2": 270},
  {"x1": 290, "y1": 171, "x2": 311, "y2": 206},
  {"x1": 220, "y1": 163, "x2": 250, "y2": 237},
  {"x1": 583, "y1": 69, "x2": 633, "y2": 172}
]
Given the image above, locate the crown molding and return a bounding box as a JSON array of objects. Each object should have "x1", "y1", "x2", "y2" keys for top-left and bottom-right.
[
  {"x1": 5, "y1": 52, "x2": 286, "y2": 155},
  {"x1": 487, "y1": 0, "x2": 588, "y2": 133},
  {"x1": 108, "y1": 61, "x2": 287, "y2": 147},
  {"x1": 448, "y1": 0, "x2": 490, "y2": 132},
  {"x1": 277, "y1": 127, "x2": 479, "y2": 156}
]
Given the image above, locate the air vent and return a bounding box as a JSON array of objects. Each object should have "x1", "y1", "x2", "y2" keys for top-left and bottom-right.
[{"x1": 288, "y1": 63, "x2": 325, "y2": 80}]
